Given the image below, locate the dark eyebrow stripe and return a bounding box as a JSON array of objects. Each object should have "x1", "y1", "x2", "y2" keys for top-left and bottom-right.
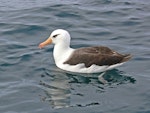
[{"x1": 53, "y1": 34, "x2": 60, "y2": 38}]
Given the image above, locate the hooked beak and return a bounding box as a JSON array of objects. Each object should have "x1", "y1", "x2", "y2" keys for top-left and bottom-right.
[{"x1": 38, "y1": 37, "x2": 52, "y2": 49}]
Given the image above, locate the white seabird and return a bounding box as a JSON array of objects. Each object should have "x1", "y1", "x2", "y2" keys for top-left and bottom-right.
[{"x1": 38, "y1": 29, "x2": 131, "y2": 73}]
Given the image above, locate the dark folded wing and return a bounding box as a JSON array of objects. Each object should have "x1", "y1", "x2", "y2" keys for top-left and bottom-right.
[{"x1": 64, "y1": 46, "x2": 131, "y2": 67}]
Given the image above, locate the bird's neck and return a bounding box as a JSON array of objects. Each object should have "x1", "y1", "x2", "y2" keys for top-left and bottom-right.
[{"x1": 53, "y1": 43, "x2": 74, "y2": 66}]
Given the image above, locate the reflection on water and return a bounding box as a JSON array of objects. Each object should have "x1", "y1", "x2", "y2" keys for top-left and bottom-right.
[
  {"x1": 100, "y1": 69, "x2": 136, "y2": 85},
  {"x1": 39, "y1": 70, "x2": 71, "y2": 109},
  {"x1": 39, "y1": 69, "x2": 136, "y2": 109}
]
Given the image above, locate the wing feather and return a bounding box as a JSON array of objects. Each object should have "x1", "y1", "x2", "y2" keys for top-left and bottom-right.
[{"x1": 64, "y1": 46, "x2": 130, "y2": 67}]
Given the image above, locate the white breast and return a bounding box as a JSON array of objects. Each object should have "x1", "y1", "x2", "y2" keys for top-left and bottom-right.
[{"x1": 53, "y1": 44, "x2": 74, "y2": 68}]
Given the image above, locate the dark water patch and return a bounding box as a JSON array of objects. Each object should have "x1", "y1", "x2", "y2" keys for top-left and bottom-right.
[
  {"x1": 111, "y1": 36, "x2": 127, "y2": 40},
  {"x1": 78, "y1": 31, "x2": 112, "y2": 37},
  {"x1": 101, "y1": 10, "x2": 127, "y2": 17},
  {"x1": 121, "y1": 20, "x2": 141, "y2": 26},
  {"x1": 129, "y1": 17, "x2": 141, "y2": 21},
  {"x1": 124, "y1": 2, "x2": 133, "y2": 5},
  {"x1": 133, "y1": 57, "x2": 150, "y2": 61},
  {"x1": 75, "y1": 102, "x2": 100, "y2": 107},
  {"x1": 0, "y1": 0, "x2": 54, "y2": 11},
  {"x1": 0, "y1": 59, "x2": 20, "y2": 67},
  {"x1": 19, "y1": 53, "x2": 32, "y2": 61},
  {"x1": 76, "y1": 27, "x2": 112, "y2": 37},
  {"x1": 5, "y1": 43, "x2": 27, "y2": 49},
  {"x1": 103, "y1": 70, "x2": 136, "y2": 85},
  {"x1": 50, "y1": 23, "x2": 74, "y2": 30},
  {"x1": 2, "y1": 24, "x2": 46, "y2": 35},
  {"x1": 0, "y1": 42, "x2": 27, "y2": 58},
  {"x1": 50, "y1": 4, "x2": 66, "y2": 8},
  {"x1": 55, "y1": 11, "x2": 80, "y2": 19},
  {"x1": 35, "y1": 5, "x2": 56, "y2": 12},
  {"x1": 0, "y1": 23, "x2": 14, "y2": 30},
  {"x1": 0, "y1": 82, "x2": 41, "y2": 112},
  {"x1": 89, "y1": 0, "x2": 112, "y2": 5}
]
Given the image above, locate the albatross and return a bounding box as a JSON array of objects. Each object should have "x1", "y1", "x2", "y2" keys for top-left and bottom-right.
[{"x1": 38, "y1": 29, "x2": 131, "y2": 73}]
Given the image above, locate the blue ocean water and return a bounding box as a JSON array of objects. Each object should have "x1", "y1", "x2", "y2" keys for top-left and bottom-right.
[{"x1": 0, "y1": 0, "x2": 150, "y2": 113}]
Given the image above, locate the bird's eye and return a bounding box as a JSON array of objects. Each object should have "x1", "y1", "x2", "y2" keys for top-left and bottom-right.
[{"x1": 53, "y1": 34, "x2": 59, "y2": 38}]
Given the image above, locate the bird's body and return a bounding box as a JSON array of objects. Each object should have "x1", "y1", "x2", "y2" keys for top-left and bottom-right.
[{"x1": 39, "y1": 29, "x2": 131, "y2": 73}]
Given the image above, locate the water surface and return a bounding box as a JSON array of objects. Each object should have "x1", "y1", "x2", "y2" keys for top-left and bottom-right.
[{"x1": 0, "y1": 0, "x2": 150, "y2": 113}]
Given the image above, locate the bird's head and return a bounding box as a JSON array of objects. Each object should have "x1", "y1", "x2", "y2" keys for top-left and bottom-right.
[{"x1": 39, "y1": 29, "x2": 71, "y2": 49}]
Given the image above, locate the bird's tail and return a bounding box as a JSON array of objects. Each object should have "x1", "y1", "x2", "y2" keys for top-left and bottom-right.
[{"x1": 122, "y1": 54, "x2": 132, "y2": 62}]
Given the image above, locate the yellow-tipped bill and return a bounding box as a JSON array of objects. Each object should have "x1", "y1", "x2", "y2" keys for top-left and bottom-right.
[{"x1": 38, "y1": 37, "x2": 52, "y2": 49}]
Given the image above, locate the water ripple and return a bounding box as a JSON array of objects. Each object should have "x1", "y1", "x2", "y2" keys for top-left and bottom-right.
[
  {"x1": 39, "y1": 69, "x2": 136, "y2": 108},
  {"x1": 2, "y1": 23, "x2": 46, "y2": 35},
  {"x1": 0, "y1": 0, "x2": 150, "y2": 112}
]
